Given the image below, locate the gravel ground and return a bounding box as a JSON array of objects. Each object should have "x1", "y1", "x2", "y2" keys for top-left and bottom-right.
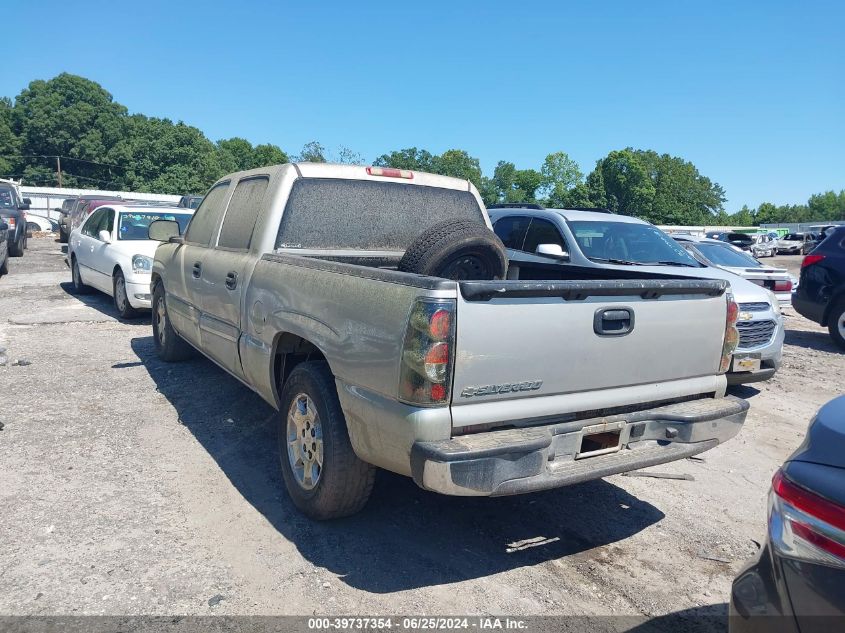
[{"x1": 1, "y1": 238, "x2": 842, "y2": 627}]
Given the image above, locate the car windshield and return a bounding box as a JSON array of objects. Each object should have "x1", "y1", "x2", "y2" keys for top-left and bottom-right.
[
  {"x1": 567, "y1": 220, "x2": 702, "y2": 267},
  {"x1": 695, "y1": 242, "x2": 760, "y2": 267},
  {"x1": 783, "y1": 233, "x2": 803, "y2": 240},
  {"x1": 118, "y1": 211, "x2": 193, "y2": 240},
  {"x1": 0, "y1": 188, "x2": 14, "y2": 208}
]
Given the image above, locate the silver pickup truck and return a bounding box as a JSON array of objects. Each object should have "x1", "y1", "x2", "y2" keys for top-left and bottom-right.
[{"x1": 149, "y1": 163, "x2": 748, "y2": 519}]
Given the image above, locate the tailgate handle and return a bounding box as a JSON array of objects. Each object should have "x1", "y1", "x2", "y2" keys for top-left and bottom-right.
[{"x1": 594, "y1": 307, "x2": 634, "y2": 336}]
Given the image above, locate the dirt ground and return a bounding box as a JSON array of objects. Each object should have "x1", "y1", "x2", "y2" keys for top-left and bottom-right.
[{"x1": 1, "y1": 238, "x2": 842, "y2": 627}]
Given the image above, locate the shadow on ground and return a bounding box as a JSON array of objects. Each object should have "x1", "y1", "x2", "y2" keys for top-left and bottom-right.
[
  {"x1": 727, "y1": 384, "x2": 761, "y2": 399},
  {"x1": 131, "y1": 335, "x2": 666, "y2": 594},
  {"x1": 623, "y1": 604, "x2": 728, "y2": 633},
  {"x1": 784, "y1": 328, "x2": 840, "y2": 354},
  {"x1": 60, "y1": 281, "x2": 151, "y2": 325}
]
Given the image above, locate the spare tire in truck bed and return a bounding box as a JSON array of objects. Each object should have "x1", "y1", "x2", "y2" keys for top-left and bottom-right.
[{"x1": 397, "y1": 219, "x2": 508, "y2": 281}]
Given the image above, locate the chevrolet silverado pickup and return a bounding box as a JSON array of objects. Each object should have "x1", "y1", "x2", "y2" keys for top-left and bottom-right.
[{"x1": 149, "y1": 163, "x2": 747, "y2": 519}]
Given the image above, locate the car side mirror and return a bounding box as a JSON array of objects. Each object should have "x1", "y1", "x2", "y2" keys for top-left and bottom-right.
[
  {"x1": 149, "y1": 219, "x2": 182, "y2": 243},
  {"x1": 98, "y1": 229, "x2": 112, "y2": 243},
  {"x1": 19, "y1": 202, "x2": 30, "y2": 211},
  {"x1": 536, "y1": 243, "x2": 569, "y2": 260}
]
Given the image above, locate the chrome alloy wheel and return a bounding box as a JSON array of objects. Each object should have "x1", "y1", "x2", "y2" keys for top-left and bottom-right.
[
  {"x1": 154, "y1": 295, "x2": 167, "y2": 347},
  {"x1": 116, "y1": 276, "x2": 128, "y2": 311},
  {"x1": 286, "y1": 394, "x2": 323, "y2": 490}
]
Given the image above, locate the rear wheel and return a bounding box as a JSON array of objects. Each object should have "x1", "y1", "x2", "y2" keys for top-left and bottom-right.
[
  {"x1": 9, "y1": 233, "x2": 24, "y2": 257},
  {"x1": 113, "y1": 270, "x2": 139, "y2": 319},
  {"x1": 828, "y1": 299, "x2": 845, "y2": 351},
  {"x1": 0, "y1": 251, "x2": 8, "y2": 275},
  {"x1": 152, "y1": 283, "x2": 193, "y2": 361},
  {"x1": 277, "y1": 361, "x2": 375, "y2": 520},
  {"x1": 71, "y1": 257, "x2": 91, "y2": 294}
]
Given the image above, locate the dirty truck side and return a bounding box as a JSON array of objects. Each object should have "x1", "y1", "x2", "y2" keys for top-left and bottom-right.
[{"x1": 151, "y1": 163, "x2": 748, "y2": 519}]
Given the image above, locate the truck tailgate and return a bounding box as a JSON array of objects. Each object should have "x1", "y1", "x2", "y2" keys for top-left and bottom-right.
[{"x1": 451, "y1": 279, "x2": 728, "y2": 429}]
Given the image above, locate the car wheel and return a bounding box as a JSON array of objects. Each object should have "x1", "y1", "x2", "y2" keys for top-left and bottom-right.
[
  {"x1": 0, "y1": 252, "x2": 8, "y2": 275},
  {"x1": 71, "y1": 257, "x2": 91, "y2": 294},
  {"x1": 9, "y1": 234, "x2": 24, "y2": 257},
  {"x1": 828, "y1": 299, "x2": 845, "y2": 351},
  {"x1": 151, "y1": 282, "x2": 193, "y2": 361},
  {"x1": 113, "y1": 270, "x2": 139, "y2": 319},
  {"x1": 398, "y1": 219, "x2": 508, "y2": 281},
  {"x1": 59, "y1": 228, "x2": 68, "y2": 244},
  {"x1": 278, "y1": 361, "x2": 376, "y2": 520}
]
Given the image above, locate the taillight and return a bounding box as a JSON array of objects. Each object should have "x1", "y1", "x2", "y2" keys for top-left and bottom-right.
[
  {"x1": 366, "y1": 166, "x2": 414, "y2": 179},
  {"x1": 773, "y1": 279, "x2": 793, "y2": 292},
  {"x1": 399, "y1": 299, "x2": 456, "y2": 406},
  {"x1": 6, "y1": 217, "x2": 15, "y2": 230},
  {"x1": 769, "y1": 469, "x2": 845, "y2": 568},
  {"x1": 719, "y1": 292, "x2": 740, "y2": 373},
  {"x1": 802, "y1": 254, "x2": 825, "y2": 268}
]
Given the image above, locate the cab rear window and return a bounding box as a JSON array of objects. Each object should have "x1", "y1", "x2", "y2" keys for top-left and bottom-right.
[{"x1": 276, "y1": 178, "x2": 484, "y2": 251}]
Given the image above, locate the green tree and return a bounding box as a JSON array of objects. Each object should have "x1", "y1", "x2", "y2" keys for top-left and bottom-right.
[
  {"x1": 372, "y1": 147, "x2": 437, "y2": 171},
  {"x1": 12, "y1": 73, "x2": 127, "y2": 187},
  {"x1": 434, "y1": 149, "x2": 482, "y2": 187},
  {"x1": 540, "y1": 151, "x2": 583, "y2": 205},
  {"x1": 0, "y1": 97, "x2": 20, "y2": 177},
  {"x1": 297, "y1": 141, "x2": 326, "y2": 163},
  {"x1": 336, "y1": 146, "x2": 365, "y2": 165}
]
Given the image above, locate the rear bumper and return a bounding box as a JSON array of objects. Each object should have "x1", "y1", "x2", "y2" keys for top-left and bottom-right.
[
  {"x1": 410, "y1": 396, "x2": 749, "y2": 496},
  {"x1": 791, "y1": 293, "x2": 825, "y2": 325}
]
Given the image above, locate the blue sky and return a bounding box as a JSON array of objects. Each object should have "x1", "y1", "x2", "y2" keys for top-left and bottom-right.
[{"x1": 6, "y1": 0, "x2": 843, "y2": 210}]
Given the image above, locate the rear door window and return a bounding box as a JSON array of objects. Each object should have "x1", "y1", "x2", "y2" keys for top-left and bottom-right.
[
  {"x1": 82, "y1": 209, "x2": 105, "y2": 237},
  {"x1": 184, "y1": 182, "x2": 230, "y2": 246},
  {"x1": 493, "y1": 216, "x2": 531, "y2": 250},
  {"x1": 523, "y1": 218, "x2": 567, "y2": 254},
  {"x1": 217, "y1": 176, "x2": 269, "y2": 250}
]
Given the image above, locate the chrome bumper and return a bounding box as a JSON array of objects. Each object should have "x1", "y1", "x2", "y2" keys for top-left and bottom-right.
[{"x1": 410, "y1": 397, "x2": 749, "y2": 496}]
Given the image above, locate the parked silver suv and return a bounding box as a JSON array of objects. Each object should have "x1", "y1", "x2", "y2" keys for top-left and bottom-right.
[{"x1": 490, "y1": 207, "x2": 785, "y2": 385}]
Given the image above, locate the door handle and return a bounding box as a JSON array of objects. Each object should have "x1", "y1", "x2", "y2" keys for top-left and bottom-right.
[
  {"x1": 225, "y1": 271, "x2": 238, "y2": 290},
  {"x1": 192, "y1": 262, "x2": 202, "y2": 278},
  {"x1": 594, "y1": 307, "x2": 634, "y2": 336}
]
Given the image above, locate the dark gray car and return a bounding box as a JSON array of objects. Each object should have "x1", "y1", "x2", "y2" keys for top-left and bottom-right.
[
  {"x1": 730, "y1": 396, "x2": 845, "y2": 631},
  {"x1": 0, "y1": 184, "x2": 30, "y2": 256}
]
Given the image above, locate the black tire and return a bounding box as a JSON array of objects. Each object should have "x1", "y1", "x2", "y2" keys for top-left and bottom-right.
[
  {"x1": 70, "y1": 256, "x2": 91, "y2": 294},
  {"x1": 277, "y1": 361, "x2": 375, "y2": 520},
  {"x1": 59, "y1": 228, "x2": 68, "y2": 244},
  {"x1": 827, "y1": 298, "x2": 845, "y2": 351},
  {"x1": 398, "y1": 219, "x2": 508, "y2": 281},
  {"x1": 0, "y1": 252, "x2": 8, "y2": 276},
  {"x1": 113, "y1": 270, "x2": 140, "y2": 319},
  {"x1": 9, "y1": 234, "x2": 24, "y2": 257},
  {"x1": 151, "y1": 282, "x2": 194, "y2": 361}
]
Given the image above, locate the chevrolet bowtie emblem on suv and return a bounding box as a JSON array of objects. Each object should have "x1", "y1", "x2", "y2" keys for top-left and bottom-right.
[{"x1": 460, "y1": 380, "x2": 543, "y2": 398}]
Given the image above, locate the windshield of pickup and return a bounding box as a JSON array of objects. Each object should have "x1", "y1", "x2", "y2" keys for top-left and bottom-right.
[
  {"x1": 567, "y1": 219, "x2": 702, "y2": 267},
  {"x1": 118, "y1": 211, "x2": 193, "y2": 240},
  {"x1": 694, "y1": 242, "x2": 760, "y2": 267},
  {"x1": 275, "y1": 178, "x2": 485, "y2": 250}
]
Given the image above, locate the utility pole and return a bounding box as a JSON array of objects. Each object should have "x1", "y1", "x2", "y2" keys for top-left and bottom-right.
[{"x1": 56, "y1": 156, "x2": 63, "y2": 188}]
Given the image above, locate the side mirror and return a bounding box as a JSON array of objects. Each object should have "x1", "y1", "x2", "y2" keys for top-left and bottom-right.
[
  {"x1": 19, "y1": 202, "x2": 30, "y2": 211},
  {"x1": 149, "y1": 219, "x2": 182, "y2": 242},
  {"x1": 536, "y1": 243, "x2": 569, "y2": 260},
  {"x1": 23, "y1": 198, "x2": 31, "y2": 205},
  {"x1": 98, "y1": 229, "x2": 112, "y2": 243}
]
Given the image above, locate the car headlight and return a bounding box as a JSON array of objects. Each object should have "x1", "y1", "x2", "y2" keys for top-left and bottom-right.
[
  {"x1": 766, "y1": 290, "x2": 781, "y2": 316},
  {"x1": 131, "y1": 254, "x2": 153, "y2": 274}
]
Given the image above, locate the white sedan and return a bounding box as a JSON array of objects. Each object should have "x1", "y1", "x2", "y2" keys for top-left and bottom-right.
[{"x1": 68, "y1": 204, "x2": 194, "y2": 318}]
